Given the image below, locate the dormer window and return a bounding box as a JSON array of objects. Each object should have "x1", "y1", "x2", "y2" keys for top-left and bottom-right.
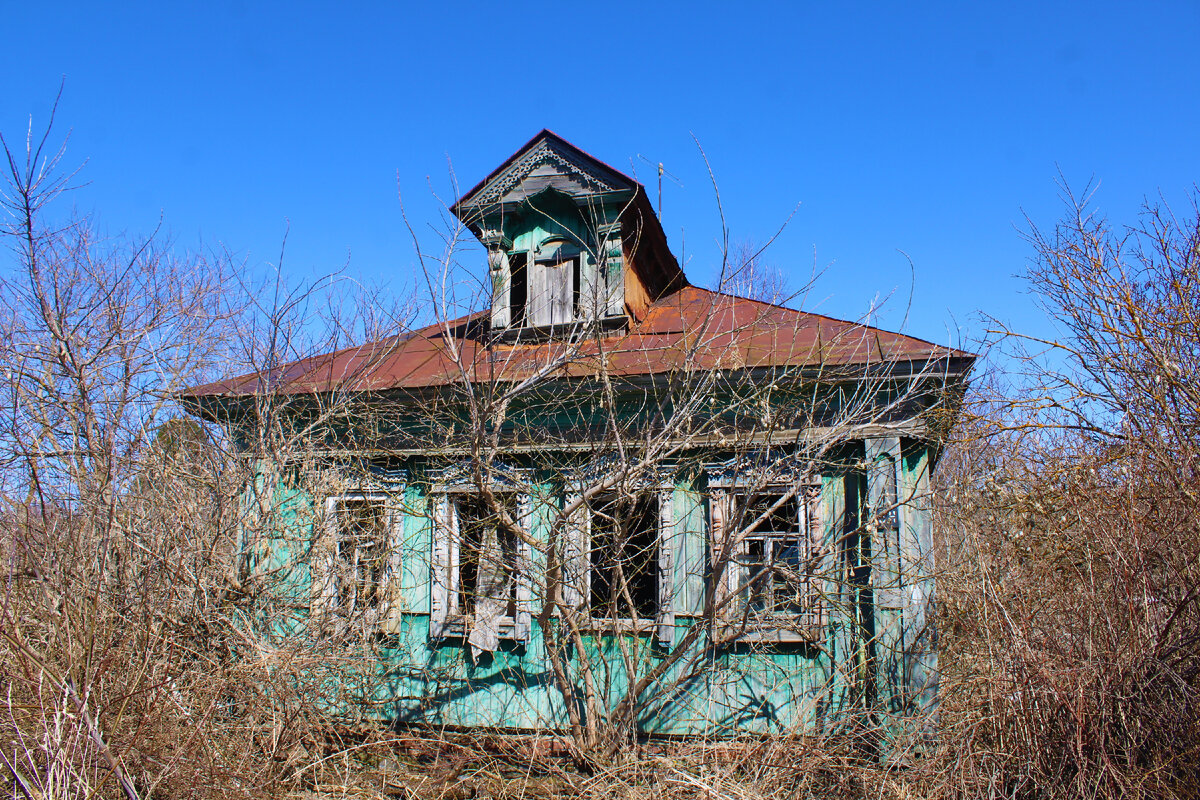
[
  {"x1": 534, "y1": 239, "x2": 580, "y2": 327},
  {"x1": 505, "y1": 238, "x2": 584, "y2": 330},
  {"x1": 457, "y1": 133, "x2": 683, "y2": 337}
]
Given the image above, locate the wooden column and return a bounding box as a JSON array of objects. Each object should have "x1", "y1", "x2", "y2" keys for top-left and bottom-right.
[
  {"x1": 482, "y1": 229, "x2": 510, "y2": 329},
  {"x1": 899, "y1": 443, "x2": 938, "y2": 727},
  {"x1": 864, "y1": 437, "x2": 904, "y2": 718}
]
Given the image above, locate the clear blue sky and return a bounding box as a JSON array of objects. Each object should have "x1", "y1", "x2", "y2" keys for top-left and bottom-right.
[{"x1": 4, "y1": 1, "x2": 1198, "y2": 350}]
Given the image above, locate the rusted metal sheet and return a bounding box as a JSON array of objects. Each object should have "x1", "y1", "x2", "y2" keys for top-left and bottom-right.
[{"x1": 185, "y1": 286, "x2": 972, "y2": 400}]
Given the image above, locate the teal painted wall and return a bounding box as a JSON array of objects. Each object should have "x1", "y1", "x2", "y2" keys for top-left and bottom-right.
[{"x1": 247, "y1": 443, "x2": 937, "y2": 736}]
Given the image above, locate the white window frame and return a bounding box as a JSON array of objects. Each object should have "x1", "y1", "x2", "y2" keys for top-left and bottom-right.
[
  {"x1": 562, "y1": 486, "x2": 675, "y2": 646},
  {"x1": 316, "y1": 492, "x2": 401, "y2": 634},
  {"x1": 430, "y1": 489, "x2": 533, "y2": 644}
]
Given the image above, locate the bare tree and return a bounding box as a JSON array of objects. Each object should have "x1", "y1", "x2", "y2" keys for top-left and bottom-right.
[
  {"x1": 934, "y1": 186, "x2": 1200, "y2": 799},
  {"x1": 0, "y1": 101, "x2": 421, "y2": 799}
]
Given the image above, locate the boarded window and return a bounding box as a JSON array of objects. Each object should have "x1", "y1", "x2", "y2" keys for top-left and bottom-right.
[{"x1": 521, "y1": 239, "x2": 581, "y2": 327}]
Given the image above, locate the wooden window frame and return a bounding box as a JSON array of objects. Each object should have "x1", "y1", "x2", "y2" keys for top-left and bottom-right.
[
  {"x1": 316, "y1": 492, "x2": 400, "y2": 634},
  {"x1": 562, "y1": 486, "x2": 675, "y2": 646},
  {"x1": 708, "y1": 477, "x2": 827, "y2": 644},
  {"x1": 430, "y1": 489, "x2": 533, "y2": 644},
  {"x1": 508, "y1": 238, "x2": 585, "y2": 330}
]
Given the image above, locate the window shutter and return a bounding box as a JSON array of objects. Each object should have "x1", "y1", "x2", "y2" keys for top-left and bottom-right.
[
  {"x1": 866, "y1": 438, "x2": 904, "y2": 612},
  {"x1": 577, "y1": 251, "x2": 601, "y2": 320},
  {"x1": 528, "y1": 257, "x2": 549, "y2": 326},
  {"x1": 602, "y1": 230, "x2": 624, "y2": 317},
  {"x1": 430, "y1": 494, "x2": 455, "y2": 638},
  {"x1": 708, "y1": 489, "x2": 738, "y2": 628},
  {"x1": 514, "y1": 494, "x2": 533, "y2": 644},
  {"x1": 312, "y1": 498, "x2": 339, "y2": 617},
  {"x1": 546, "y1": 260, "x2": 572, "y2": 325},
  {"x1": 805, "y1": 481, "x2": 830, "y2": 630},
  {"x1": 382, "y1": 503, "x2": 404, "y2": 632},
  {"x1": 488, "y1": 248, "x2": 511, "y2": 329},
  {"x1": 561, "y1": 491, "x2": 588, "y2": 613},
  {"x1": 657, "y1": 490, "x2": 676, "y2": 647}
]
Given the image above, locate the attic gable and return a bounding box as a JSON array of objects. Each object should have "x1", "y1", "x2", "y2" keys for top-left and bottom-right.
[
  {"x1": 453, "y1": 130, "x2": 638, "y2": 223},
  {"x1": 451, "y1": 132, "x2": 686, "y2": 334}
]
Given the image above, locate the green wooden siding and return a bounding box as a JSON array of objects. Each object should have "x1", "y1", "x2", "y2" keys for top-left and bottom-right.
[{"x1": 247, "y1": 445, "x2": 937, "y2": 736}]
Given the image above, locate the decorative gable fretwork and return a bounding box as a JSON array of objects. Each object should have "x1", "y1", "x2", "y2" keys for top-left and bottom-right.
[
  {"x1": 704, "y1": 451, "x2": 822, "y2": 490},
  {"x1": 456, "y1": 133, "x2": 636, "y2": 215}
]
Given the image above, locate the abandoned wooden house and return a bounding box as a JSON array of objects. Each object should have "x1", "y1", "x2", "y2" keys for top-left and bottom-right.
[{"x1": 183, "y1": 130, "x2": 973, "y2": 741}]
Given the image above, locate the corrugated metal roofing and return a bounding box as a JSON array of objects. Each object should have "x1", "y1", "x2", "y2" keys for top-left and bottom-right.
[{"x1": 184, "y1": 286, "x2": 972, "y2": 399}]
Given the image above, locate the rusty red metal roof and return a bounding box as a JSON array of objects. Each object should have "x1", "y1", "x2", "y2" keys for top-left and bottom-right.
[{"x1": 184, "y1": 286, "x2": 973, "y2": 400}]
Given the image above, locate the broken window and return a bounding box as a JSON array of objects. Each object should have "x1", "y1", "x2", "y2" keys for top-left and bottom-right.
[
  {"x1": 430, "y1": 490, "x2": 532, "y2": 648},
  {"x1": 588, "y1": 491, "x2": 660, "y2": 620},
  {"x1": 709, "y1": 481, "x2": 826, "y2": 639},
  {"x1": 320, "y1": 494, "x2": 395, "y2": 628},
  {"x1": 508, "y1": 239, "x2": 584, "y2": 328},
  {"x1": 454, "y1": 494, "x2": 519, "y2": 619},
  {"x1": 738, "y1": 493, "x2": 806, "y2": 615}
]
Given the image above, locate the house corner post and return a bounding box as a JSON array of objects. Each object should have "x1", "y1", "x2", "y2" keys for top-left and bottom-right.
[
  {"x1": 864, "y1": 438, "x2": 905, "y2": 732},
  {"x1": 899, "y1": 441, "x2": 938, "y2": 741}
]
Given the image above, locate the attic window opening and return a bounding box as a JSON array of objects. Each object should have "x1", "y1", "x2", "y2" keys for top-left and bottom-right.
[
  {"x1": 509, "y1": 238, "x2": 582, "y2": 328},
  {"x1": 509, "y1": 252, "x2": 527, "y2": 326}
]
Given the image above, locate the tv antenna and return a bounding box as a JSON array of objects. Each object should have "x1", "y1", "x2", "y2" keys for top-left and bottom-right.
[{"x1": 636, "y1": 154, "x2": 683, "y2": 219}]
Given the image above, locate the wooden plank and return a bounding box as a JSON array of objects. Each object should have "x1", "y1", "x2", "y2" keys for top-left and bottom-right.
[
  {"x1": 429, "y1": 494, "x2": 454, "y2": 638},
  {"x1": 515, "y1": 493, "x2": 533, "y2": 643},
  {"x1": 657, "y1": 489, "x2": 676, "y2": 646},
  {"x1": 674, "y1": 486, "x2": 706, "y2": 616},
  {"x1": 528, "y1": 252, "x2": 549, "y2": 326},
  {"x1": 707, "y1": 489, "x2": 737, "y2": 628},
  {"x1": 561, "y1": 491, "x2": 587, "y2": 611},
  {"x1": 900, "y1": 442, "x2": 938, "y2": 724},
  {"x1": 577, "y1": 251, "x2": 601, "y2": 319},
  {"x1": 383, "y1": 499, "x2": 405, "y2": 633},
  {"x1": 865, "y1": 437, "x2": 905, "y2": 717},
  {"x1": 545, "y1": 260, "x2": 572, "y2": 325},
  {"x1": 488, "y1": 248, "x2": 511, "y2": 329},
  {"x1": 401, "y1": 486, "x2": 431, "y2": 614}
]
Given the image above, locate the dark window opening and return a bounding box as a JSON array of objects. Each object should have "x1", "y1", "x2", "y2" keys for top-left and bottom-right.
[
  {"x1": 589, "y1": 492, "x2": 659, "y2": 619},
  {"x1": 572, "y1": 256, "x2": 581, "y2": 317},
  {"x1": 335, "y1": 498, "x2": 388, "y2": 610},
  {"x1": 508, "y1": 252, "x2": 528, "y2": 326},
  {"x1": 455, "y1": 494, "x2": 519, "y2": 617}
]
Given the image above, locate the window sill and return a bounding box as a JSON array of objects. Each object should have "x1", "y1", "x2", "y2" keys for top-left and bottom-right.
[
  {"x1": 435, "y1": 614, "x2": 522, "y2": 640},
  {"x1": 576, "y1": 617, "x2": 658, "y2": 635},
  {"x1": 492, "y1": 315, "x2": 627, "y2": 343},
  {"x1": 712, "y1": 621, "x2": 821, "y2": 644}
]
